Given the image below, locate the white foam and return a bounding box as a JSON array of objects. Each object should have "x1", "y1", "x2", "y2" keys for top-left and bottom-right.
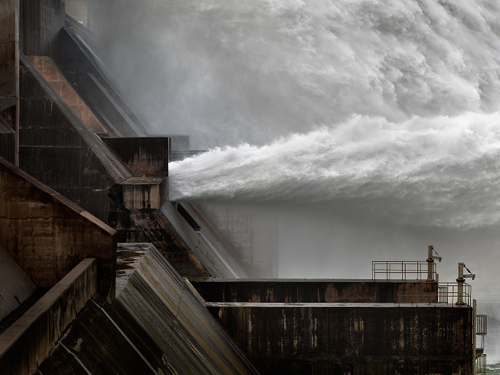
[{"x1": 170, "y1": 112, "x2": 500, "y2": 228}]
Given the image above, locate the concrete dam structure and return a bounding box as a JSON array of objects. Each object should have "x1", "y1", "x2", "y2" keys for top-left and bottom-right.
[{"x1": 0, "y1": 1, "x2": 489, "y2": 374}]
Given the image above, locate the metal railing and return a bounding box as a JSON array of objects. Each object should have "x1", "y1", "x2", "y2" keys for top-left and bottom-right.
[
  {"x1": 397, "y1": 282, "x2": 472, "y2": 307},
  {"x1": 476, "y1": 314, "x2": 487, "y2": 335},
  {"x1": 476, "y1": 354, "x2": 487, "y2": 373},
  {"x1": 372, "y1": 261, "x2": 435, "y2": 281}
]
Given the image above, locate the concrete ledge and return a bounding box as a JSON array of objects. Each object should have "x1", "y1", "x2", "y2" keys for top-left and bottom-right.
[
  {"x1": 120, "y1": 177, "x2": 168, "y2": 210},
  {"x1": 0, "y1": 258, "x2": 97, "y2": 375}
]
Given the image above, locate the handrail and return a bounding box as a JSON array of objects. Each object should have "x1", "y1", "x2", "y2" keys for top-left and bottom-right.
[
  {"x1": 372, "y1": 261, "x2": 435, "y2": 281},
  {"x1": 397, "y1": 282, "x2": 472, "y2": 307},
  {"x1": 476, "y1": 314, "x2": 487, "y2": 335}
]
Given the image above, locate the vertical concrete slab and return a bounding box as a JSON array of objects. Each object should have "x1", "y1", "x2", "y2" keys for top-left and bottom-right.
[
  {"x1": 19, "y1": 0, "x2": 65, "y2": 60},
  {"x1": 0, "y1": 0, "x2": 17, "y2": 115},
  {"x1": 0, "y1": 0, "x2": 18, "y2": 165}
]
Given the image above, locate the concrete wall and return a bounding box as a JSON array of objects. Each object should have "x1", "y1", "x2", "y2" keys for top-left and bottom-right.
[
  {"x1": 28, "y1": 55, "x2": 108, "y2": 133},
  {"x1": 19, "y1": 54, "x2": 132, "y2": 222},
  {"x1": 101, "y1": 137, "x2": 169, "y2": 177},
  {"x1": 0, "y1": 258, "x2": 97, "y2": 375},
  {"x1": 193, "y1": 279, "x2": 438, "y2": 304},
  {"x1": 207, "y1": 303, "x2": 473, "y2": 375},
  {"x1": 0, "y1": 156, "x2": 116, "y2": 298},
  {"x1": 19, "y1": 0, "x2": 65, "y2": 60},
  {"x1": 0, "y1": 0, "x2": 17, "y2": 129}
]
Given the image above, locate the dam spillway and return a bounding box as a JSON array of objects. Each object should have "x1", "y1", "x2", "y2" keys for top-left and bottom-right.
[{"x1": 0, "y1": 0, "x2": 495, "y2": 374}]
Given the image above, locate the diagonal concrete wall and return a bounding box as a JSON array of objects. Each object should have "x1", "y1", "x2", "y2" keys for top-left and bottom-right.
[
  {"x1": 28, "y1": 55, "x2": 108, "y2": 134},
  {"x1": 19, "y1": 53, "x2": 132, "y2": 222},
  {"x1": 38, "y1": 244, "x2": 259, "y2": 375},
  {"x1": 0, "y1": 258, "x2": 97, "y2": 375}
]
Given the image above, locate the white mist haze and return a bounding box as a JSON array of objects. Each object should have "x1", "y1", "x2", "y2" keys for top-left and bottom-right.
[
  {"x1": 93, "y1": 0, "x2": 500, "y2": 360},
  {"x1": 170, "y1": 112, "x2": 500, "y2": 228},
  {"x1": 95, "y1": 0, "x2": 500, "y2": 148}
]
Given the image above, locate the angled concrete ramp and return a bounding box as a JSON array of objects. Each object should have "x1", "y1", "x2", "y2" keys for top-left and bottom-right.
[{"x1": 38, "y1": 243, "x2": 259, "y2": 375}]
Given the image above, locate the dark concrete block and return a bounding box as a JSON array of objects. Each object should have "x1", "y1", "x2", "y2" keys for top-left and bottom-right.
[{"x1": 102, "y1": 137, "x2": 169, "y2": 177}]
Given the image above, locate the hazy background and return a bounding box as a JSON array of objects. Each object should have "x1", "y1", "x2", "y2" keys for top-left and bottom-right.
[{"x1": 91, "y1": 0, "x2": 500, "y2": 362}]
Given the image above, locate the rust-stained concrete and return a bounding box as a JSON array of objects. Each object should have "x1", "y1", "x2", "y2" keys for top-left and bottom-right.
[
  {"x1": 0, "y1": 0, "x2": 17, "y2": 129},
  {"x1": 193, "y1": 279, "x2": 439, "y2": 304},
  {"x1": 19, "y1": 54, "x2": 132, "y2": 221},
  {"x1": 118, "y1": 177, "x2": 167, "y2": 210},
  {"x1": 28, "y1": 55, "x2": 108, "y2": 133},
  {"x1": 207, "y1": 302, "x2": 473, "y2": 375},
  {"x1": 0, "y1": 258, "x2": 97, "y2": 375},
  {"x1": 0, "y1": 243, "x2": 37, "y2": 323},
  {"x1": 38, "y1": 244, "x2": 259, "y2": 375},
  {"x1": 115, "y1": 210, "x2": 210, "y2": 280},
  {"x1": 0, "y1": 156, "x2": 116, "y2": 299},
  {"x1": 102, "y1": 137, "x2": 170, "y2": 177}
]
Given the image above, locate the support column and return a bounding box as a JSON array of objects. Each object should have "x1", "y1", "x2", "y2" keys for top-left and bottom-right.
[{"x1": 0, "y1": 0, "x2": 19, "y2": 165}]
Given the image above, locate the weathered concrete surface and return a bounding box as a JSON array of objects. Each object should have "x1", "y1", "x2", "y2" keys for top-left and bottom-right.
[
  {"x1": 28, "y1": 55, "x2": 108, "y2": 133},
  {"x1": 0, "y1": 258, "x2": 97, "y2": 375},
  {"x1": 0, "y1": 243, "x2": 37, "y2": 323},
  {"x1": 161, "y1": 202, "x2": 252, "y2": 278},
  {"x1": 0, "y1": 156, "x2": 116, "y2": 298},
  {"x1": 207, "y1": 303, "x2": 473, "y2": 375},
  {"x1": 193, "y1": 279, "x2": 438, "y2": 304},
  {"x1": 19, "y1": 54, "x2": 132, "y2": 222},
  {"x1": 19, "y1": 0, "x2": 65, "y2": 59},
  {"x1": 113, "y1": 210, "x2": 210, "y2": 280},
  {"x1": 38, "y1": 244, "x2": 259, "y2": 375},
  {"x1": 115, "y1": 177, "x2": 167, "y2": 210},
  {"x1": 102, "y1": 137, "x2": 169, "y2": 177},
  {"x1": 0, "y1": 0, "x2": 17, "y2": 130}
]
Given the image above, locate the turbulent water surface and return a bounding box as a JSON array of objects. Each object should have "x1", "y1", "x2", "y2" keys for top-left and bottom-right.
[{"x1": 97, "y1": 0, "x2": 500, "y2": 362}]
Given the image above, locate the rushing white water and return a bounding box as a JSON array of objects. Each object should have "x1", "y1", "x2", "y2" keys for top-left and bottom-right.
[
  {"x1": 97, "y1": 0, "x2": 500, "y2": 148},
  {"x1": 96, "y1": 0, "x2": 500, "y2": 361},
  {"x1": 157, "y1": 0, "x2": 500, "y2": 229},
  {"x1": 170, "y1": 112, "x2": 500, "y2": 228}
]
